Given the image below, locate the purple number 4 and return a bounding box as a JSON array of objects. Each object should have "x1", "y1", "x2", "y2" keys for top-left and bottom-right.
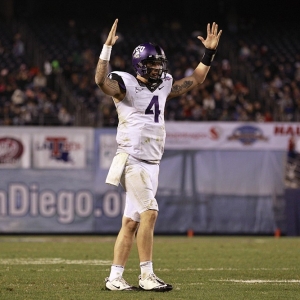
[{"x1": 145, "y1": 96, "x2": 160, "y2": 123}]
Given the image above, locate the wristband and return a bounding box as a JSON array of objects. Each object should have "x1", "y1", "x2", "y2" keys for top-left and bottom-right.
[
  {"x1": 201, "y1": 48, "x2": 217, "y2": 66},
  {"x1": 100, "y1": 44, "x2": 112, "y2": 61}
]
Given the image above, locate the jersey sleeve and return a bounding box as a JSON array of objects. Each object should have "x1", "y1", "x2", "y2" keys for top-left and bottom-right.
[{"x1": 108, "y1": 72, "x2": 126, "y2": 92}]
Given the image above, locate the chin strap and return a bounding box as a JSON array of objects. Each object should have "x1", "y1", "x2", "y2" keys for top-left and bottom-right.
[
  {"x1": 148, "y1": 76, "x2": 159, "y2": 84},
  {"x1": 147, "y1": 79, "x2": 163, "y2": 91}
]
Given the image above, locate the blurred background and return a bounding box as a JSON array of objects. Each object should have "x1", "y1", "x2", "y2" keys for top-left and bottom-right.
[
  {"x1": 0, "y1": 0, "x2": 300, "y2": 236},
  {"x1": 0, "y1": 0, "x2": 299, "y2": 126}
]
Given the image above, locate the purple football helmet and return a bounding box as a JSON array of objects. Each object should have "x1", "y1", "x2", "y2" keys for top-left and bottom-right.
[{"x1": 132, "y1": 42, "x2": 168, "y2": 82}]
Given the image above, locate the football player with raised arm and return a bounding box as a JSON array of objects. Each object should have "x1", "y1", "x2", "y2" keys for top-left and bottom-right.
[{"x1": 95, "y1": 18, "x2": 222, "y2": 292}]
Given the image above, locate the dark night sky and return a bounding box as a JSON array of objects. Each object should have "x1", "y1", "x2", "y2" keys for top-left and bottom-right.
[
  {"x1": 4, "y1": 0, "x2": 299, "y2": 25},
  {"x1": 0, "y1": 0, "x2": 297, "y2": 39}
]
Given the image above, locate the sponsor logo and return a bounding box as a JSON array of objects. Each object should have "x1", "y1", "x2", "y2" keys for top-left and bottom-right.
[
  {"x1": 111, "y1": 284, "x2": 120, "y2": 289},
  {"x1": 274, "y1": 125, "x2": 300, "y2": 136},
  {"x1": 135, "y1": 87, "x2": 144, "y2": 93},
  {"x1": 166, "y1": 126, "x2": 222, "y2": 142},
  {"x1": 209, "y1": 126, "x2": 222, "y2": 140},
  {"x1": 0, "y1": 137, "x2": 23, "y2": 164},
  {"x1": 36, "y1": 137, "x2": 81, "y2": 163},
  {"x1": 227, "y1": 125, "x2": 268, "y2": 145}
]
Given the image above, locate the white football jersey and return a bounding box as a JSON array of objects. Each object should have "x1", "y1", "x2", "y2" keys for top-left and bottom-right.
[{"x1": 110, "y1": 71, "x2": 173, "y2": 162}]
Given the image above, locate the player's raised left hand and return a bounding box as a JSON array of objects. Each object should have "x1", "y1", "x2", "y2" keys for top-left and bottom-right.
[{"x1": 197, "y1": 22, "x2": 222, "y2": 50}]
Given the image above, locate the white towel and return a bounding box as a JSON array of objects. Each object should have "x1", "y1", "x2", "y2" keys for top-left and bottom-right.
[{"x1": 105, "y1": 152, "x2": 129, "y2": 186}]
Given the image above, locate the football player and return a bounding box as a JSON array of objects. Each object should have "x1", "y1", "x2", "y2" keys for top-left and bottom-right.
[{"x1": 95, "y1": 18, "x2": 222, "y2": 292}]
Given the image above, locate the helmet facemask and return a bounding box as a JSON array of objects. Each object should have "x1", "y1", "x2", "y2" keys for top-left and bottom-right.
[{"x1": 138, "y1": 58, "x2": 168, "y2": 83}]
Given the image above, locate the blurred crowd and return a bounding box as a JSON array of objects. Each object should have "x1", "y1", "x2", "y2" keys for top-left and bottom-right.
[
  {"x1": 0, "y1": 30, "x2": 73, "y2": 126},
  {"x1": 0, "y1": 16, "x2": 299, "y2": 127},
  {"x1": 0, "y1": 63, "x2": 73, "y2": 126}
]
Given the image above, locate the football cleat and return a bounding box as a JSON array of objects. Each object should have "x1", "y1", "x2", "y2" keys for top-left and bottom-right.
[
  {"x1": 138, "y1": 273, "x2": 173, "y2": 292},
  {"x1": 105, "y1": 276, "x2": 139, "y2": 291}
]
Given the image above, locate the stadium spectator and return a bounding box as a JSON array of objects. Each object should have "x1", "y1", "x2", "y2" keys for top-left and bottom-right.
[
  {"x1": 58, "y1": 106, "x2": 73, "y2": 125},
  {"x1": 12, "y1": 33, "x2": 25, "y2": 57},
  {"x1": 33, "y1": 70, "x2": 47, "y2": 88}
]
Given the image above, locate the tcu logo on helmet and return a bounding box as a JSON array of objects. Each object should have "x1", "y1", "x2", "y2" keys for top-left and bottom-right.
[{"x1": 133, "y1": 46, "x2": 145, "y2": 58}]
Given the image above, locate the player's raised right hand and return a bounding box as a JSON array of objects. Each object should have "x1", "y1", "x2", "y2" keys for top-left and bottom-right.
[{"x1": 105, "y1": 19, "x2": 119, "y2": 46}]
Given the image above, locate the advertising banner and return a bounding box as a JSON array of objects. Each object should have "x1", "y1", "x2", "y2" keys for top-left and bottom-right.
[
  {"x1": 165, "y1": 122, "x2": 298, "y2": 150},
  {"x1": 0, "y1": 125, "x2": 290, "y2": 234}
]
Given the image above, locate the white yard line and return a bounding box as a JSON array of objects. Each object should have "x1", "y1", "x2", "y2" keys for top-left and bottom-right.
[
  {"x1": 212, "y1": 279, "x2": 300, "y2": 283},
  {"x1": 1, "y1": 259, "x2": 299, "y2": 285},
  {"x1": 174, "y1": 268, "x2": 296, "y2": 271},
  {"x1": 0, "y1": 258, "x2": 111, "y2": 265}
]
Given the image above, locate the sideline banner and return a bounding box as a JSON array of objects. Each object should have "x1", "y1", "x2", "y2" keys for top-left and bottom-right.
[
  {"x1": 0, "y1": 127, "x2": 94, "y2": 233},
  {"x1": 0, "y1": 125, "x2": 290, "y2": 234},
  {"x1": 165, "y1": 122, "x2": 298, "y2": 150}
]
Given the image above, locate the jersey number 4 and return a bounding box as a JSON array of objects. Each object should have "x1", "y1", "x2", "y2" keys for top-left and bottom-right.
[{"x1": 145, "y1": 96, "x2": 160, "y2": 123}]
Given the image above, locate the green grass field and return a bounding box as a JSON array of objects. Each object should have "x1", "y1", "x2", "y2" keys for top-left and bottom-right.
[{"x1": 0, "y1": 235, "x2": 299, "y2": 299}]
